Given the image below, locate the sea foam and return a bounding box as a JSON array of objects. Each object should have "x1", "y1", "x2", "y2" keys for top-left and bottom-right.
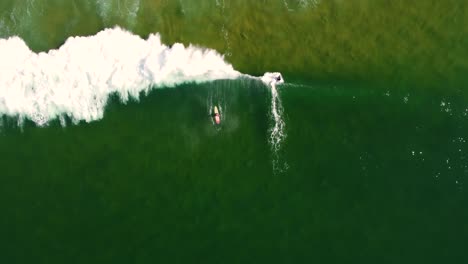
[
  {"x1": 260, "y1": 72, "x2": 288, "y2": 173},
  {"x1": 0, "y1": 27, "x2": 240, "y2": 126}
]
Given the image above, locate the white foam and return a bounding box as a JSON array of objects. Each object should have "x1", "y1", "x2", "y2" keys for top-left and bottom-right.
[
  {"x1": 0, "y1": 27, "x2": 240, "y2": 126},
  {"x1": 260, "y1": 72, "x2": 287, "y2": 173},
  {"x1": 261, "y1": 72, "x2": 284, "y2": 86},
  {"x1": 260, "y1": 73, "x2": 286, "y2": 152},
  {"x1": 268, "y1": 82, "x2": 286, "y2": 152}
]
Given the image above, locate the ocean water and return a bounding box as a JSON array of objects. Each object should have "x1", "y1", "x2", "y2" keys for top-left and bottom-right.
[{"x1": 0, "y1": 0, "x2": 467, "y2": 263}]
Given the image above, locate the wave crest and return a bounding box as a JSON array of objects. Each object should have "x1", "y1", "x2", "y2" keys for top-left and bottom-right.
[{"x1": 0, "y1": 27, "x2": 240, "y2": 125}]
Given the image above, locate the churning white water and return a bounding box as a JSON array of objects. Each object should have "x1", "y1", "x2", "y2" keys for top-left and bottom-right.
[{"x1": 0, "y1": 27, "x2": 240, "y2": 126}]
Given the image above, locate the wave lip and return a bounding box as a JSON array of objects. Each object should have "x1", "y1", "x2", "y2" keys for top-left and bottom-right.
[{"x1": 0, "y1": 27, "x2": 240, "y2": 126}]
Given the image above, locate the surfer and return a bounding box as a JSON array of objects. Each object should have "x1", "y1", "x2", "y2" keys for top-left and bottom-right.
[
  {"x1": 261, "y1": 72, "x2": 284, "y2": 85},
  {"x1": 213, "y1": 106, "x2": 221, "y2": 125}
]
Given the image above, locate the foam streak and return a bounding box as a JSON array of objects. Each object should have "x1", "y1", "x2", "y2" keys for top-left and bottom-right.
[{"x1": 261, "y1": 72, "x2": 288, "y2": 173}]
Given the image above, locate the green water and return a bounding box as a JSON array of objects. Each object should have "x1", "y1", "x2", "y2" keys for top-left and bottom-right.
[
  {"x1": 2, "y1": 0, "x2": 467, "y2": 86},
  {"x1": 1, "y1": 0, "x2": 468, "y2": 263}
]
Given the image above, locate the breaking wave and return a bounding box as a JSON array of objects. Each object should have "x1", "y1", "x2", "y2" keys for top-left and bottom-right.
[{"x1": 0, "y1": 27, "x2": 240, "y2": 126}]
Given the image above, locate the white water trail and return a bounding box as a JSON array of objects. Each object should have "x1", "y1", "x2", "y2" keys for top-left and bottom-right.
[
  {"x1": 0, "y1": 27, "x2": 240, "y2": 126},
  {"x1": 261, "y1": 72, "x2": 288, "y2": 173},
  {"x1": 269, "y1": 82, "x2": 286, "y2": 152}
]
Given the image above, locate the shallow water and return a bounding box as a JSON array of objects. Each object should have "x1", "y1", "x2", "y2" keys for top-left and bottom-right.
[{"x1": 0, "y1": 1, "x2": 467, "y2": 263}]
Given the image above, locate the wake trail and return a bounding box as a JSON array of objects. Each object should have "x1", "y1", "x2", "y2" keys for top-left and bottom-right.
[{"x1": 260, "y1": 72, "x2": 288, "y2": 173}]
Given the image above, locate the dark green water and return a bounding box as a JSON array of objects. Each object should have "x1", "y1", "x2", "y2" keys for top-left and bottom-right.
[{"x1": 1, "y1": 1, "x2": 468, "y2": 263}]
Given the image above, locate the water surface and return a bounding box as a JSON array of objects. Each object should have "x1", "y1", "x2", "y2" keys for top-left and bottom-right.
[{"x1": 0, "y1": 1, "x2": 467, "y2": 263}]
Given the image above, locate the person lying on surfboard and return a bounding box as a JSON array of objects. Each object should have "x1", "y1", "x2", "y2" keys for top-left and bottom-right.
[{"x1": 213, "y1": 106, "x2": 221, "y2": 125}]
